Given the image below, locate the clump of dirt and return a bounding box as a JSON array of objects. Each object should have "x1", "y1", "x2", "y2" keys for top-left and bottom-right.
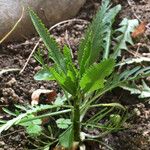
[{"x1": 0, "y1": 0, "x2": 150, "y2": 149}]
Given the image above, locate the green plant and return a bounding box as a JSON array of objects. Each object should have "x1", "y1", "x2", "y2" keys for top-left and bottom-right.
[{"x1": 1, "y1": 0, "x2": 150, "y2": 149}]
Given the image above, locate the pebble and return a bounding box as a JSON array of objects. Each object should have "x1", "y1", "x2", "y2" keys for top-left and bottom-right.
[
  {"x1": 0, "y1": 141, "x2": 5, "y2": 146},
  {"x1": 0, "y1": 0, "x2": 86, "y2": 42}
]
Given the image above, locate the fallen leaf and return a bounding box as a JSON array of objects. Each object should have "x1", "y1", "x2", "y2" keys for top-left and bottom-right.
[
  {"x1": 132, "y1": 21, "x2": 147, "y2": 38},
  {"x1": 47, "y1": 90, "x2": 57, "y2": 103},
  {"x1": 31, "y1": 89, "x2": 57, "y2": 106}
]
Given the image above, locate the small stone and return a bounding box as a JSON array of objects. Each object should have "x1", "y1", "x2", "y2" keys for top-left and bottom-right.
[
  {"x1": 0, "y1": 0, "x2": 86, "y2": 42},
  {"x1": 0, "y1": 141, "x2": 5, "y2": 146},
  {"x1": 30, "y1": 58, "x2": 37, "y2": 65},
  {"x1": 6, "y1": 77, "x2": 17, "y2": 86},
  {"x1": 34, "y1": 66, "x2": 41, "y2": 71},
  {"x1": 134, "y1": 108, "x2": 141, "y2": 116}
]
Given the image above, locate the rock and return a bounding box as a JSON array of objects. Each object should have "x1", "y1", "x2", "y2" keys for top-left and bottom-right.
[{"x1": 0, "y1": 0, "x2": 85, "y2": 42}]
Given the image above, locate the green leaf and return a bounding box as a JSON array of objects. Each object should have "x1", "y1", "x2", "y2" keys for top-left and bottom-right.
[
  {"x1": 54, "y1": 94, "x2": 68, "y2": 105},
  {"x1": 0, "y1": 113, "x2": 27, "y2": 134},
  {"x1": 119, "y1": 66, "x2": 150, "y2": 82},
  {"x1": 63, "y1": 45, "x2": 78, "y2": 83},
  {"x1": 112, "y1": 18, "x2": 139, "y2": 58},
  {"x1": 20, "y1": 115, "x2": 42, "y2": 126},
  {"x1": 26, "y1": 124, "x2": 42, "y2": 136},
  {"x1": 29, "y1": 9, "x2": 66, "y2": 72},
  {"x1": 34, "y1": 48, "x2": 45, "y2": 66},
  {"x1": 90, "y1": 103, "x2": 125, "y2": 110},
  {"x1": 50, "y1": 67, "x2": 77, "y2": 95},
  {"x1": 43, "y1": 146, "x2": 50, "y2": 150},
  {"x1": 121, "y1": 80, "x2": 150, "y2": 98},
  {"x1": 102, "y1": 4, "x2": 121, "y2": 59},
  {"x1": 63, "y1": 76, "x2": 77, "y2": 95},
  {"x1": 59, "y1": 127, "x2": 73, "y2": 148},
  {"x1": 80, "y1": 59, "x2": 115, "y2": 93},
  {"x1": 2, "y1": 108, "x2": 17, "y2": 116},
  {"x1": 0, "y1": 104, "x2": 62, "y2": 134},
  {"x1": 78, "y1": 0, "x2": 111, "y2": 75},
  {"x1": 56, "y1": 118, "x2": 72, "y2": 129},
  {"x1": 119, "y1": 66, "x2": 141, "y2": 80},
  {"x1": 34, "y1": 67, "x2": 54, "y2": 81},
  {"x1": 78, "y1": 34, "x2": 92, "y2": 75},
  {"x1": 15, "y1": 105, "x2": 27, "y2": 111},
  {"x1": 0, "y1": 120, "x2": 6, "y2": 124},
  {"x1": 63, "y1": 45, "x2": 73, "y2": 65},
  {"x1": 117, "y1": 57, "x2": 150, "y2": 66}
]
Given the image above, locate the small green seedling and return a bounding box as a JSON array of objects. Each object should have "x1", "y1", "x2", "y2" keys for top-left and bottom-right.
[{"x1": 1, "y1": 0, "x2": 150, "y2": 149}]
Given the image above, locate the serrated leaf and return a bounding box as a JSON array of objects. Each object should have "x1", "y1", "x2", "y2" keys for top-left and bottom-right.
[
  {"x1": 112, "y1": 18, "x2": 139, "y2": 57},
  {"x1": 119, "y1": 66, "x2": 141, "y2": 80},
  {"x1": 63, "y1": 45, "x2": 78, "y2": 83},
  {"x1": 133, "y1": 67, "x2": 150, "y2": 78},
  {"x1": 63, "y1": 46, "x2": 78, "y2": 82},
  {"x1": 103, "y1": 4, "x2": 121, "y2": 59},
  {"x1": 0, "y1": 104, "x2": 60, "y2": 134},
  {"x1": 34, "y1": 48, "x2": 45, "y2": 66},
  {"x1": 119, "y1": 66, "x2": 150, "y2": 83},
  {"x1": 0, "y1": 113, "x2": 27, "y2": 134},
  {"x1": 63, "y1": 76, "x2": 77, "y2": 95},
  {"x1": 56, "y1": 118, "x2": 72, "y2": 129},
  {"x1": 34, "y1": 67, "x2": 54, "y2": 81},
  {"x1": 50, "y1": 67, "x2": 77, "y2": 95},
  {"x1": 117, "y1": 57, "x2": 150, "y2": 66},
  {"x1": 29, "y1": 9, "x2": 66, "y2": 72},
  {"x1": 121, "y1": 80, "x2": 150, "y2": 98},
  {"x1": 79, "y1": 34, "x2": 92, "y2": 75},
  {"x1": 78, "y1": 0, "x2": 111, "y2": 75},
  {"x1": 80, "y1": 59, "x2": 115, "y2": 93},
  {"x1": 63, "y1": 45, "x2": 73, "y2": 65}
]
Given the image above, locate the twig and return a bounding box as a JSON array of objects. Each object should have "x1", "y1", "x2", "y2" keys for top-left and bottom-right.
[
  {"x1": 0, "y1": 68, "x2": 20, "y2": 76},
  {"x1": 135, "y1": 43, "x2": 142, "y2": 57},
  {"x1": 64, "y1": 30, "x2": 71, "y2": 50},
  {"x1": 0, "y1": 129, "x2": 24, "y2": 139},
  {"x1": 20, "y1": 18, "x2": 89, "y2": 74},
  {"x1": 0, "y1": 7, "x2": 24, "y2": 44},
  {"x1": 64, "y1": 30, "x2": 74, "y2": 58},
  {"x1": 126, "y1": 49, "x2": 142, "y2": 57}
]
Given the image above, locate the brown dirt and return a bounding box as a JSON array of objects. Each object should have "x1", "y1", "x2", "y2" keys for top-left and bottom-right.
[{"x1": 0, "y1": 0, "x2": 150, "y2": 149}]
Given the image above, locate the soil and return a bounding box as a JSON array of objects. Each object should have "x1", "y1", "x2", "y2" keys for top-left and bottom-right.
[{"x1": 0, "y1": 0, "x2": 150, "y2": 150}]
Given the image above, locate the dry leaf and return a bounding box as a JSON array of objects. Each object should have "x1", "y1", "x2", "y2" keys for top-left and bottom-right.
[
  {"x1": 47, "y1": 90, "x2": 57, "y2": 102},
  {"x1": 132, "y1": 21, "x2": 147, "y2": 38},
  {"x1": 31, "y1": 89, "x2": 57, "y2": 106}
]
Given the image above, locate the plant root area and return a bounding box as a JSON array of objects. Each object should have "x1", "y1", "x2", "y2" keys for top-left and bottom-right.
[{"x1": 0, "y1": 0, "x2": 150, "y2": 150}]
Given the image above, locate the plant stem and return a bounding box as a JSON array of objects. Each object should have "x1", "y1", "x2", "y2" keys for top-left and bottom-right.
[
  {"x1": 73, "y1": 95, "x2": 81, "y2": 142},
  {"x1": 19, "y1": 109, "x2": 71, "y2": 123}
]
